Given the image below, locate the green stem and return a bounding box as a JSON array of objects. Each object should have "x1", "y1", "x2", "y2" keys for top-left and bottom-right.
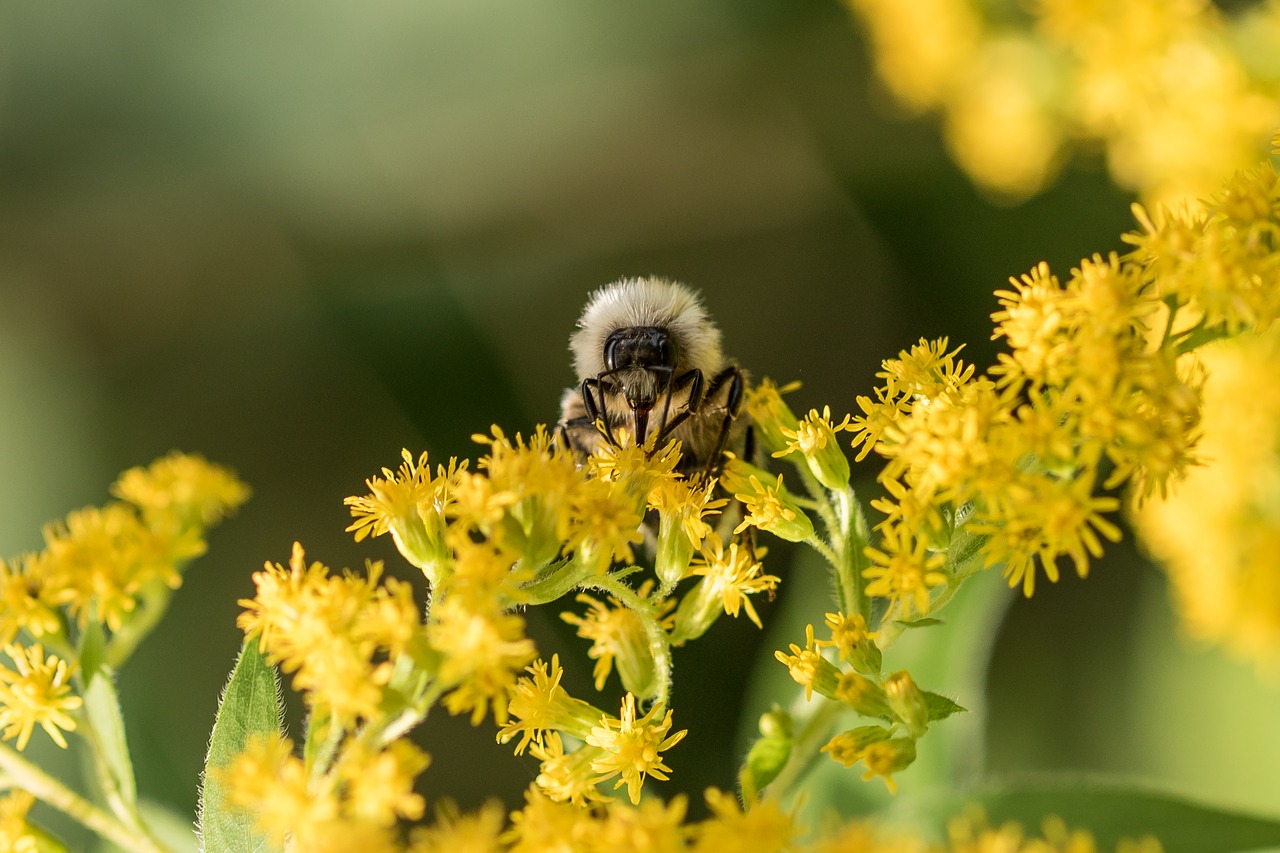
[
  {"x1": 1172, "y1": 321, "x2": 1232, "y2": 355},
  {"x1": 582, "y1": 574, "x2": 673, "y2": 708},
  {"x1": 803, "y1": 536, "x2": 840, "y2": 572},
  {"x1": 831, "y1": 486, "x2": 870, "y2": 621},
  {"x1": 761, "y1": 694, "x2": 843, "y2": 804},
  {"x1": 104, "y1": 582, "x2": 173, "y2": 670},
  {"x1": 75, "y1": 709, "x2": 153, "y2": 843},
  {"x1": 0, "y1": 745, "x2": 170, "y2": 853},
  {"x1": 522, "y1": 558, "x2": 593, "y2": 605}
]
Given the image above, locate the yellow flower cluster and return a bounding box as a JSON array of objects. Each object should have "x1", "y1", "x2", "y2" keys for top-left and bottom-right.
[
  {"x1": 773, "y1": 612, "x2": 950, "y2": 793},
  {"x1": 237, "y1": 543, "x2": 421, "y2": 725},
  {"x1": 315, "y1": 792, "x2": 1158, "y2": 853},
  {"x1": 497, "y1": 657, "x2": 686, "y2": 805},
  {"x1": 220, "y1": 731, "x2": 429, "y2": 852},
  {"x1": 300, "y1": 424, "x2": 780, "y2": 816},
  {"x1": 845, "y1": 0, "x2": 1280, "y2": 203},
  {"x1": 850, "y1": 153, "x2": 1280, "y2": 604},
  {"x1": 0, "y1": 453, "x2": 246, "y2": 753},
  {"x1": 1132, "y1": 326, "x2": 1280, "y2": 665},
  {"x1": 0, "y1": 790, "x2": 38, "y2": 853}
]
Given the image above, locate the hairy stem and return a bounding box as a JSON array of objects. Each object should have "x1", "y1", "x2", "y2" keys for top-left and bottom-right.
[{"x1": 0, "y1": 745, "x2": 169, "y2": 853}]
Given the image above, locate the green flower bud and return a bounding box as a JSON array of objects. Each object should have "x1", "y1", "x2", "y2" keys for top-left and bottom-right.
[{"x1": 883, "y1": 670, "x2": 930, "y2": 738}]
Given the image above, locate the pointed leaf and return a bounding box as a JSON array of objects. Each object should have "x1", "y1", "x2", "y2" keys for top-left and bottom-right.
[
  {"x1": 922, "y1": 690, "x2": 966, "y2": 722},
  {"x1": 896, "y1": 617, "x2": 945, "y2": 629},
  {"x1": 81, "y1": 665, "x2": 138, "y2": 809},
  {"x1": 920, "y1": 779, "x2": 1280, "y2": 853},
  {"x1": 198, "y1": 639, "x2": 283, "y2": 853}
]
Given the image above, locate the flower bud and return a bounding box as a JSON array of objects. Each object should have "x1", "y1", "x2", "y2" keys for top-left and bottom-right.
[
  {"x1": 739, "y1": 710, "x2": 794, "y2": 802},
  {"x1": 744, "y1": 380, "x2": 802, "y2": 456},
  {"x1": 834, "y1": 671, "x2": 891, "y2": 718},
  {"x1": 729, "y1": 468, "x2": 815, "y2": 543},
  {"x1": 773, "y1": 407, "x2": 854, "y2": 491},
  {"x1": 774, "y1": 625, "x2": 841, "y2": 700},
  {"x1": 883, "y1": 670, "x2": 929, "y2": 738}
]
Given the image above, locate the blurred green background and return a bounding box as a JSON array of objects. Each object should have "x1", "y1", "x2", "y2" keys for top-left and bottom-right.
[{"x1": 2, "y1": 0, "x2": 1276, "y2": 846}]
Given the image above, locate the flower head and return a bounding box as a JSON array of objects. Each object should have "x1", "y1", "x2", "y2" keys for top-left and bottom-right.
[
  {"x1": 586, "y1": 694, "x2": 686, "y2": 804},
  {"x1": 773, "y1": 406, "x2": 855, "y2": 490},
  {"x1": 0, "y1": 643, "x2": 83, "y2": 750}
]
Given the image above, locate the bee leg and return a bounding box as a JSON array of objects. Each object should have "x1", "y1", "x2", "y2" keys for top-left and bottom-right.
[
  {"x1": 654, "y1": 368, "x2": 704, "y2": 441},
  {"x1": 559, "y1": 416, "x2": 603, "y2": 462},
  {"x1": 582, "y1": 377, "x2": 619, "y2": 447},
  {"x1": 701, "y1": 366, "x2": 744, "y2": 479}
]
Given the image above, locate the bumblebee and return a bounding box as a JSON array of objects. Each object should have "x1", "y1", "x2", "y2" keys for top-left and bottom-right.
[{"x1": 557, "y1": 277, "x2": 747, "y2": 477}]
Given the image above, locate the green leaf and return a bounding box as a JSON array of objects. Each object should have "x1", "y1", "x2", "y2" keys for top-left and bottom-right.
[
  {"x1": 198, "y1": 639, "x2": 283, "y2": 853},
  {"x1": 922, "y1": 690, "x2": 966, "y2": 722},
  {"x1": 896, "y1": 617, "x2": 945, "y2": 629},
  {"x1": 923, "y1": 779, "x2": 1280, "y2": 853},
  {"x1": 81, "y1": 664, "x2": 138, "y2": 809}
]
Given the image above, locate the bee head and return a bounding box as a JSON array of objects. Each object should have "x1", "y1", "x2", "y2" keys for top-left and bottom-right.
[{"x1": 570, "y1": 277, "x2": 725, "y2": 383}]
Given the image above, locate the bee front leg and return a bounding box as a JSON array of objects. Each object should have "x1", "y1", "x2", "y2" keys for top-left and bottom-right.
[
  {"x1": 702, "y1": 365, "x2": 744, "y2": 478},
  {"x1": 582, "y1": 377, "x2": 620, "y2": 447},
  {"x1": 654, "y1": 368, "x2": 704, "y2": 442}
]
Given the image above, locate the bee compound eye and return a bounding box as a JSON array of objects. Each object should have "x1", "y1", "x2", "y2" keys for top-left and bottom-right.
[{"x1": 604, "y1": 332, "x2": 625, "y2": 371}]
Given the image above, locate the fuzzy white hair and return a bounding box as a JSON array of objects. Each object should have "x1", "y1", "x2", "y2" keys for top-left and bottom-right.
[{"x1": 570, "y1": 277, "x2": 725, "y2": 381}]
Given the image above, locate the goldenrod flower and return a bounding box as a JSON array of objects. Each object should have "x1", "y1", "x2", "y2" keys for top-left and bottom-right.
[
  {"x1": 409, "y1": 800, "x2": 506, "y2": 853},
  {"x1": 429, "y1": 594, "x2": 537, "y2": 726},
  {"x1": 586, "y1": 693, "x2": 686, "y2": 805},
  {"x1": 991, "y1": 262, "x2": 1071, "y2": 388},
  {"x1": 238, "y1": 543, "x2": 419, "y2": 724},
  {"x1": 849, "y1": 385, "x2": 907, "y2": 462},
  {"x1": 883, "y1": 670, "x2": 929, "y2": 738},
  {"x1": 593, "y1": 795, "x2": 688, "y2": 853},
  {"x1": 691, "y1": 787, "x2": 798, "y2": 853},
  {"x1": 0, "y1": 643, "x2": 83, "y2": 750},
  {"x1": 731, "y1": 472, "x2": 815, "y2": 543},
  {"x1": 505, "y1": 788, "x2": 593, "y2": 850},
  {"x1": 564, "y1": 478, "x2": 645, "y2": 573},
  {"x1": 529, "y1": 732, "x2": 610, "y2": 806},
  {"x1": 445, "y1": 531, "x2": 529, "y2": 607},
  {"x1": 744, "y1": 378, "x2": 802, "y2": 456},
  {"x1": 337, "y1": 739, "x2": 430, "y2": 826},
  {"x1": 221, "y1": 732, "x2": 338, "y2": 846},
  {"x1": 672, "y1": 536, "x2": 779, "y2": 642},
  {"x1": 847, "y1": 0, "x2": 1280, "y2": 203},
  {"x1": 878, "y1": 337, "x2": 978, "y2": 403},
  {"x1": 110, "y1": 451, "x2": 249, "y2": 532},
  {"x1": 648, "y1": 477, "x2": 726, "y2": 589},
  {"x1": 473, "y1": 426, "x2": 584, "y2": 567},
  {"x1": 863, "y1": 524, "x2": 947, "y2": 617},
  {"x1": 1133, "y1": 330, "x2": 1280, "y2": 664},
  {"x1": 820, "y1": 611, "x2": 881, "y2": 675},
  {"x1": 845, "y1": 0, "x2": 981, "y2": 113},
  {"x1": 0, "y1": 790, "x2": 38, "y2": 853},
  {"x1": 822, "y1": 726, "x2": 915, "y2": 793},
  {"x1": 448, "y1": 469, "x2": 518, "y2": 537},
  {"x1": 561, "y1": 592, "x2": 660, "y2": 696},
  {"x1": 588, "y1": 433, "x2": 682, "y2": 501},
  {"x1": 0, "y1": 556, "x2": 61, "y2": 645},
  {"x1": 773, "y1": 405, "x2": 855, "y2": 491},
  {"x1": 345, "y1": 450, "x2": 460, "y2": 585},
  {"x1": 774, "y1": 624, "x2": 841, "y2": 702},
  {"x1": 976, "y1": 473, "x2": 1122, "y2": 596},
  {"x1": 498, "y1": 656, "x2": 605, "y2": 755},
  {"x1": 834, "y1": 671, "x2": 891, "y2": 719},
  {"x1": 40, "y1": 503, "x2": 202, "y2": 631}
]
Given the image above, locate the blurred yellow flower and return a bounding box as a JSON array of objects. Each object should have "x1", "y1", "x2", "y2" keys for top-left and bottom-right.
[
  {"x1": 1133, "y1": 328, "x2": 1280, "y2": 665},
  {"x1": 0, "y1": 643, "x2": 82, "y2": 750}
]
